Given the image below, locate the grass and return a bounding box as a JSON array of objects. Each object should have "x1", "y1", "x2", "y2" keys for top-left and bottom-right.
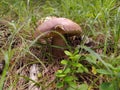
[{"x1": 0, "y1": 0, "x2": 120, "y2": 90}]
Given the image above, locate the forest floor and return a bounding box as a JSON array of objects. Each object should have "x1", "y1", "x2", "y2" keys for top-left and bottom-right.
[{"x1": 0, "y1": 0, "x2": 120, "y2": 90}]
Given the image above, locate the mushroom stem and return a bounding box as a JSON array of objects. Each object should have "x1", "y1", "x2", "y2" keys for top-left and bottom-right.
[{"x1": 52, "y1": 36, "x2": 66, "y2": 59}]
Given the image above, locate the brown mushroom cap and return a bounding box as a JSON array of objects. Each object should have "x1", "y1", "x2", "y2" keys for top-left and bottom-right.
[
  {"x1": 34, "y1": 17, "x2": 82, "y2": 59},
  {"x1": 34, "y1": 17, "x2": 82, "y2": 38}
]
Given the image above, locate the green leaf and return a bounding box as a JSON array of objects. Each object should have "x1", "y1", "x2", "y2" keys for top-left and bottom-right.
[
  {"x1": 70, "y1": 54, "x2": 80, "y2": 61},
  {"x1": 72, "y1": 63, "x2": 82, "y2": 67},
  {"x1": 64, "y1": 76, "x2": 74, "y2": 82},
  {"x1": 76, "y1": 65, "x2": 88, "y2": 73},
  {"x1": 105, "y1": 63, "x2": 114, "y2": 69},
  {"x1": 57, "y1": 82, "x2": 64, "y2": 88},
  {"x1": 64, "y1": 68, "x2": 71, "y2": 74},
  {"x1": 113, "y1": 66, "x2": 120, "y2": 72},
  {"x1": 78, "y1": 83, "x2": 88, "y2": 90},
  {"x1": 77, "y1": 67, "x2": 84, "y2": 73},
  {"x1": 66, "y1": 87, "x2": 76, "y2": 90},
  {"x1": 61, "y1": 60, "x2": 68, "y2": 65},
  {"x1": 73, "y1": 49, "x2": 79, "y2": 55},
  {"x1": 64, "y1": 51, "x2": 72, "y2": 56},
  {"x1": 57, "y1": 70, "x2": 63, "y2": 73},
  {"x1": 97, "y1": 69, "x2": 111, "y2": 75},
  {"x1": 56, "y1": 70, "x2": 66, "y2": 77},
  {"x1": 99, "y1": 82, "x2": 114, "y2": 90},
  {"x1": 86, "y1": 54, "x2": 97, "y2": 64},
  {"x1": 68, "y1": 81, "x2": 77, "y2": 88},
  {"x1": 83, "y1": 67, "x2": 88, "y2": 73},
  {"x1": 56, "y1": 73, "x2": 66, "y2": 77}
]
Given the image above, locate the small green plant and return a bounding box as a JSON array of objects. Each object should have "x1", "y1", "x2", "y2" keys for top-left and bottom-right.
[
  {"x1": 81, "y1": 45, "x2": 120, "y2": 90},
  {"x1": 56, "y1": 50, "x2": 88, "y2": 90},
  {"x1": 97, "y1": 61, "x2": 120, "y2": 90},
  {"x1": 0, "y1": 48, "x2": 14, "y2": 89}
]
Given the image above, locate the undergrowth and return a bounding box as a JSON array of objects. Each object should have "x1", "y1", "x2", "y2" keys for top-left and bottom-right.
[{"x1": 0, "y1": 0, "x2": 120, "y2": 90}]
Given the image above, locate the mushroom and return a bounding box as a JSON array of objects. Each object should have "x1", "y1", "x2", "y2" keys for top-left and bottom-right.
[{"x1": 34, "y1": 17, "x2": 82, "y2": 59}]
